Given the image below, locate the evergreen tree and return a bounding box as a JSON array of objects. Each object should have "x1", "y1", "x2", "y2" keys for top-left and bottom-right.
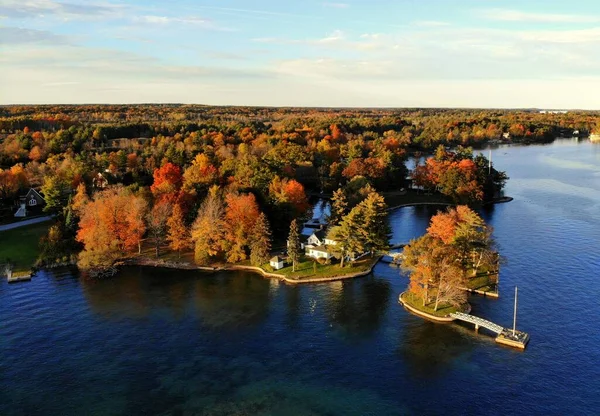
[
  {"x1": 287, "y1": 219, "x2": 302, "y2": 272},
  {"x1": 358, "y1": 191, "x2": 390, "y2": 256},
  {"x1": 250, "y1": 213, "x2": 272, "y2": 266},
  {"x1": 329, "y1": 188, "x2": 348, "y2": 226},
  {"x1": 328, "y1": 207, "x2": 365, "y2": 268}
]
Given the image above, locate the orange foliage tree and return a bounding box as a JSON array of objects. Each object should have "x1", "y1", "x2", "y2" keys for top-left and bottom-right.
[
  {"x1": 167, "y1": 203, "x2": 192, "y2": 258},
  {"x1": 76, "y1": 187, "x2": 148, "y2": 270},
  {"x1": 268, "y1": 176, "x2": 309, "y2": 215},
  {"x1": 402, "y1": 206, "x2": 497, "y2": 310},
  {"x1": 223, "y1": 192, "x2": 261, "y2": 263}
]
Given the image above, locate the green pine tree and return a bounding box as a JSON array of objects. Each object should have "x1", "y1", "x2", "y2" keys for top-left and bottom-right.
[
  {"x1": 287, "y1": 219, "x2": 302, "y2": 272},
  {"x1": 250, "y1": 213, "x2": 272, "y2": 266},
  {"x1": 358, "y1": 191, "x2": 390, "y2": 256},
  {"x1": 329, "y1": 188, "x2": 348, "y2": 226}
]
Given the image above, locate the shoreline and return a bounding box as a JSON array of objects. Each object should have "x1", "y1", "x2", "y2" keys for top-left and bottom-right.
[
  {"x1": 121, "y1": 256, "x2": 382, "y2": 285},
  {"x1": 388, "y1": 196, "x2": 513, "y2": 211},
  {"x1": 398, "y1": 291, "x2": 471, "y2": 322}
]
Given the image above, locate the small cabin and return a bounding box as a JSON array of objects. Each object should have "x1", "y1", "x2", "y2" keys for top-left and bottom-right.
[
  {"x1": 14, "y1": 188, "x2": 46, "y2": 217},
  {"x1": 270, "y1": 256, "x2": 285, "y2": 270}
]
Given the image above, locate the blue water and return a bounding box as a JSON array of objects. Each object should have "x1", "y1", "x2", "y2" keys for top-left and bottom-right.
[{"x1": 1, "y1": 139, "x2": 599, "y2": 415}]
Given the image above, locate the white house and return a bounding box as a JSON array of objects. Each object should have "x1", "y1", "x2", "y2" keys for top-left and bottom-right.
[
  {"x1": 306, "y1": 246, "x2": 333, "y2": 260},
  {"x1": 270, "y1": 256, "x2": 285, "y2": 270},
  {"x1": 306, "y1": 229, "x2": 326, "y2": 246}
]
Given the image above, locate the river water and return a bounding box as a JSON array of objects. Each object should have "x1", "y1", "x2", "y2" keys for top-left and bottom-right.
[{"x1": 1, "y1": 139, "x2": 599, "y2": 415}]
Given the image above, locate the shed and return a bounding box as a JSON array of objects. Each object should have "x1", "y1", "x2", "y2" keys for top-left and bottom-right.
[{"x1": 270, "y1": 256, "x2": 285, "y2": 270}]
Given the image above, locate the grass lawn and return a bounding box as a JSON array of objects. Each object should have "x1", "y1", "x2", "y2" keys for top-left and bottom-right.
[
  {"x1": 0, "y1": 220, "x2": 52, "y2": 271},
  {"x1": 264, "y1": 256, "x2": 378, "y2": 280},
  {"x1": 384, "y1": 190, "x2": 452, "y2": 208},
  {"x1": 401, "y1": 291, "x2": 467, "y2": 317},
  {"x1": 465, "y1": 272, "x2": 499, "y2": 293}
]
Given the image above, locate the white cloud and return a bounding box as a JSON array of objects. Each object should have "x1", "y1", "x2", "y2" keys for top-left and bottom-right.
[
  {"x1": 134, "y1": 15, "x2": 213, "y2": 26},
  {"x1": 0, "y1": 0, "x2": 126, "y2": 20},
  {"x1": 0, "y1": 26, "x2": 73, "y2": 44},
  {"x1": 478, "y1": 8, "x2": 600, "y2": 23}
]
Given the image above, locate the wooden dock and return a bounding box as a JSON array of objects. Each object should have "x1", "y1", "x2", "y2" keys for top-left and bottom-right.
[
  {"x1": 450, "y1": 312, "x2": 529, "y2": 349},
  {"x1": 7, "y1": 270, "x2": 32, "y2": 283}
]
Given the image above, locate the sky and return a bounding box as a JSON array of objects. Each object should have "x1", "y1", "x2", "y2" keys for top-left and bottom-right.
[{"x1": 1, "y1": 0, "x2": 600, "y2": 108}]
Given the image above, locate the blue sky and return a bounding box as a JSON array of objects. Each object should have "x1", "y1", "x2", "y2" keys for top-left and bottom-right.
[{"x1": 1, "y1": 0, "x2": 600, "y2": 108}]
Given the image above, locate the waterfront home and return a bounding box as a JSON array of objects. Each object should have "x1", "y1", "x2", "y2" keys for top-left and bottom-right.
[
  {"x1": 306, "y1": 246, "x2": 333, "y2": 261},
  {"x1": 306, "y1": 229, "x2": 326, "y2": 246},
  {"x1": 304, "y1": 229, "x2": 338, "y2": 260},
  {"x1": 14, "y1": 188, "x2": 46, "y2": 217},
  {"x1": 270, "y1": 256, "x2": 285, "y2": 270}
]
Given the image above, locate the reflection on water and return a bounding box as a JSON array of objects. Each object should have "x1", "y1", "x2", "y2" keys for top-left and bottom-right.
[
  {"x1": 399, "y1": 320, "x2": 475, "y2": 379},
  {"x1": 325, "y1": 277, "x2": 391, "y2": 339},
  {"x1": 82, "y1": 267, "x2": 273, "y2": 330}
]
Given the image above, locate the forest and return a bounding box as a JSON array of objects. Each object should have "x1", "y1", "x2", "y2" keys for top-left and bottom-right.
[{"x1": 0, "y1": 105, "x2": 597, "y2": 273}]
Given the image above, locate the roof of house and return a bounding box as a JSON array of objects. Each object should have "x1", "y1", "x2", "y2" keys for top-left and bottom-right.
[
  {"x1": 311, "y1": 229, "x2": 327, "y2": 241},
  {"x1": 21, "y1": 188, "x2": 45, "y2": 202}
]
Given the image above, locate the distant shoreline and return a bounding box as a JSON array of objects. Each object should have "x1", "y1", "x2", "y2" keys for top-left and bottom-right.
[{"x1": 388, "y1": 196, "x2": 513, "y2": 211}]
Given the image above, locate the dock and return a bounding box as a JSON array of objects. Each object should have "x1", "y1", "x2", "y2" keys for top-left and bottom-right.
[
  {"x1": 7, "y1": 270, "x2": 32, "y2": 283},
  {"x1": 450, "y1": 312, "x2": 529, "y2": 349}
]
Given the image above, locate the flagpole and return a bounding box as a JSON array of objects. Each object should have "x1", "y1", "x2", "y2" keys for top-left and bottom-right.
[{"x1": 513, "y1": 286, "x2": 518, "y2": 336}]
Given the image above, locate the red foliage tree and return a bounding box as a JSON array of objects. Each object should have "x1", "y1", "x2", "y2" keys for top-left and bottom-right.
[{"x1": 151, "y1": 162, "x2": 182, "y2": 203}]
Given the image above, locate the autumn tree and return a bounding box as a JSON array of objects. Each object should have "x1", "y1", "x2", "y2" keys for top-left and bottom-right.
[
  {"x1": 182, "y1": 154, "x2": 218, "y2": 194},
  {"x1": 150, "y1": 162, "x2": 182, "y2": 203},
  {"x1": 0, "y1": 168, "x2": 19, "y2": 200},
  {"x1": 147, "y1": 201, "x2": 172, "y2": 258},
  {"x1": 402, "y1": 206, "x2": 497, "y2": 311},
  {"x1": 402, "y1": 235, "x2": 465, "y2": 310},
  {"x1": 191, "y1": 186, "x2": 225, "y2": 265},
  {"x1": 250, "y1": 213, "x2": 272, "y2": 266},
  {"x1": 268, "y1": 176, "x2": 310, "y2": 215},
  {"x1": 71, "y1": 182, "x2": 89, "y2": 215},
  {"x1": 76, "y1": 187, "x2": 148, "y2": 272},
  {"x1": 287, "y1": 219, "x2": 302, "y2": 272},
  {"x1": 167, "y1": 203, "x2": 191, "y2": 258},
  {"x1": 223, "y1": 193, "x2": 261, "y2": 263}
]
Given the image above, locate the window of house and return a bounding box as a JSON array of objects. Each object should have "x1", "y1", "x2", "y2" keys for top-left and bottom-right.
[{"x1": 28, "y1": 198, "x2": 37, "y2": 206}]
